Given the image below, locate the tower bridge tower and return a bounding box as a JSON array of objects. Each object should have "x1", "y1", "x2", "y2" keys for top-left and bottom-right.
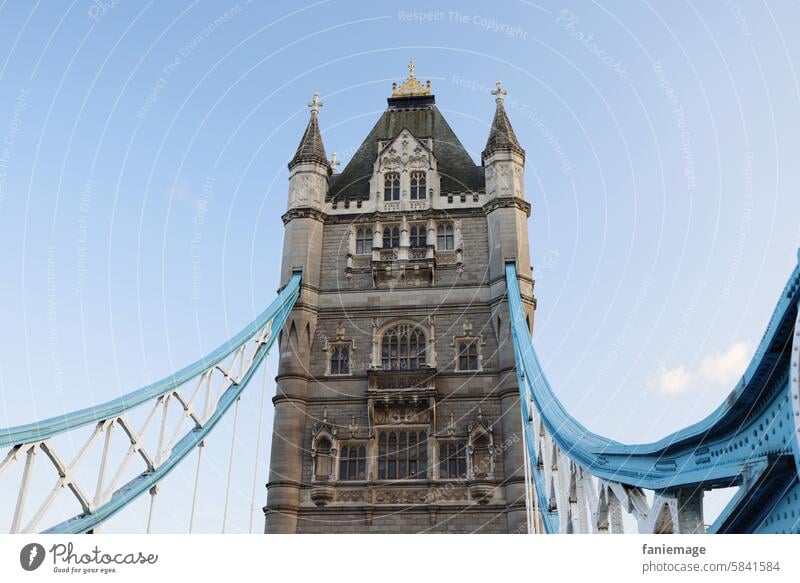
[{"x1": 265, "y1": 65, "x2": 536, "y2": 533}]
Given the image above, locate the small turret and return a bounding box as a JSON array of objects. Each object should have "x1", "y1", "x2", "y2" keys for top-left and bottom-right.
[
  {"x1": 287, "y1": 92, "x2": 331, "y2": 210},
  {"x1": 482, "y1": 81, "x2": 525, "y2": 200}
]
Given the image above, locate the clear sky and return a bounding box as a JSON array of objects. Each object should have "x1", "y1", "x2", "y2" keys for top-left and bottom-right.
[{"x1": 0, "y1": 0, "x2": 798, "y2": 533}]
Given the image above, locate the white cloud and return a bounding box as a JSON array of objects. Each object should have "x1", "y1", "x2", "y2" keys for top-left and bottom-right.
[
  {"x1": 698, "y1": 341, "x2": 753, "y2": 384},
  {"x1": 656, "y1": 366, "x2": 691, "y2": 394},
  {"x1": 655, "y1": 340, "x2": 753, "y2": 394}
]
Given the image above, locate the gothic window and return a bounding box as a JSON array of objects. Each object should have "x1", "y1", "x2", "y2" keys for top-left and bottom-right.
[
  {"x1": 377, "y1": 430, "x2": 428, "y2": 479},
  {"x1": 410, "y1": 171, "x2": 426, "y2": 199},
  {"x1": 339, "y1": 444, "x2": 367, "y2": 480},
  {"x1": 436, "y1": 223, "x2": 454, "y2": 250},
  {"x1": 329, "y1": 343, "x2": 350, "y2": 375},
  {"x1": 409, "y1": 225, "x2": 426, "y2": 247},
  {"x1": 457, "y1": 340, "x2": 479, "y2": 371},
  {"x1": 381, "y1": 324, "x2": 426, "y2": 370},
  {"x1": 314, "y1": 437, "x2": 333, "y2": 480},
  {"x1": 439, "y1": 441, "x2": 467, "y2": 479},
  {"x1": 382, "y1": 226, "x2": 400, "y2": 249},
  {"x1": 355, "y1": 227, "x2": 372, "y2": 254},
  {"x1": 384, "y1": 172, "x2": 400, "y2": 201}
]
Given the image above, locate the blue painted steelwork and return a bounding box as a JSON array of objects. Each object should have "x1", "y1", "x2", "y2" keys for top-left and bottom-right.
[
  {"x1": 512, "y1": 339, "x2": 559, "y2": 533},
  {"x1": 506, "y1": 257, "x2": 800, "y2": 533},
  {"x1": 44, "y1": 293, "x2": 297, "y2": 534},
  {"x1": 1, "y1": 273, "x2": 301, "y2": 534},
  {"x1": 0, "y1": 274, "x2": 302, "y2": 448}
]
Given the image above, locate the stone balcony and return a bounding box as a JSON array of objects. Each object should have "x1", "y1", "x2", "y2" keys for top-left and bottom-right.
[
  {"x1": 367, "y1": 367, "x2": 437, "y2": 426},
  {"x1": 371, "y1": 246, "x2": 435, "y2": 287},
  {"x1": 367, "y1": 367, "x2": 436, "y2": 392}
]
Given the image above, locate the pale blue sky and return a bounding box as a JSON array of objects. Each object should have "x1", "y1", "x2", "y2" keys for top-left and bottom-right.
[{"x1": 0, "y1": 0, "x2": 798, "y2": 532}]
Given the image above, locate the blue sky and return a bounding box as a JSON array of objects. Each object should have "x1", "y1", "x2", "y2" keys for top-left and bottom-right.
[{"x1": 0, "y1": 0, "x2": 798, "y2": 532}]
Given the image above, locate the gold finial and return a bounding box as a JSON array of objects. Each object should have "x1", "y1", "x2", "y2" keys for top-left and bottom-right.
[
  {"x1": 391, "y1": 60, "x2": 431, "y2": 97},
  {"x1": 491, "y1": 80, "x2": 507, "y2": 103},
  {"x1": 307, "y1": 92, "x2": 323, "y2": 116}
]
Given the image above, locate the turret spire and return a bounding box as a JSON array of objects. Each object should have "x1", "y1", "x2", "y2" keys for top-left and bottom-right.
[
  {"x1": 482, "y1": 80, "x2": 524, "y2": 162},
  {"x1": 288, "y1": 92, "x2": 330, "y2": 171}
]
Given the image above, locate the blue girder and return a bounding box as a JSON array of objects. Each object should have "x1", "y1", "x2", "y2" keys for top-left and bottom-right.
[
  {"x1": 506, "y1": 256, "x2": 800, "y2": 533},
  {"x1": 0, "y1": 274, "x2": 301, "y2": 448},
  {"x1": 0, "y1": 273, "x2": 301, "y2": 534}
]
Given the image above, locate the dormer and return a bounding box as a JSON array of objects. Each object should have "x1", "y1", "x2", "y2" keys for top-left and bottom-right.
[{"x1": 371, "y1": 129, "x2": 439, "y2": 212}]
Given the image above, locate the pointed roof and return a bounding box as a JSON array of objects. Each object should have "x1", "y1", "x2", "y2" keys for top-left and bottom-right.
[
  {"x1": 482, "y1": 81, "x2": 524, "y2": 161},
  {"x1": 328, "y1": 95, "x2": 485, "y2": 200},
  {"x1": 288, "y1": 92, "x2": 331, "y2": 171}
]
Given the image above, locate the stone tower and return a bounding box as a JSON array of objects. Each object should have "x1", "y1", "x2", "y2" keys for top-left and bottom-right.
[{"x1": 265, "y1": 65, "x2": 536, "y2": 533}]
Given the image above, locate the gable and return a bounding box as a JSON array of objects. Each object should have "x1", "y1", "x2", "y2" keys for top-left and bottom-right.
[{"x1": 328, "y1": 103, "x2": 485, "y2": 201}]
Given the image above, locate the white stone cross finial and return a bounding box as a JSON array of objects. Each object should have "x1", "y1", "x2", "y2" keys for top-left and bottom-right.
[
  {"x1": 491, "y1": 80, "x2": 507, "y2": 103},
  {"x1": 308, "y1": 92, "x2": 323, "y2": 116},
  {"x1": 330, "y1": 152, "x2": 340, "y2": 172}
]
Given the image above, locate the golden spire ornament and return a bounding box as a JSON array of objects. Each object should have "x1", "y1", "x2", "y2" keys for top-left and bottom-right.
[{"x1": 391, "y1": 60, "x2": 431, "y2": 97}]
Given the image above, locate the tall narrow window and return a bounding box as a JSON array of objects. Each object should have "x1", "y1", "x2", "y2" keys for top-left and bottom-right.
[
  {"x1": 472, "y1": 436, "x2": 491, "y2": 479},
  {"x1": 339, "y1": 445, "x2": 367, "y2": 480},
  {"x1": 458, "y1": 340, "x2": 479, "y2": 371},
  {"x1": 410, "y1": 171, "x2": 426, "y2": 199},
  {"x1": 377, "y1": 430, "x2": 428, "y2": 479},
  {"x1": 381, "y1": 325, "x2": 426, "y2": 370},
  {"x1": 382, "y1": 227, "x2": 400, "y2": 249},
  {"x1": 384, "y1": 172, "x2": 400, "y2": 201},
  {"x1": 378, "y1": 433, "x2": 387, "y2": 479},
  {"x1": 315, "y1": 438, "x2": 333, "y2": 480},
  {"x1": 409, "y1": 225, "x2": 426, "y2": 247},
  {"x1": 439, "y1": 441, "x2": 467, "y2": 479},
  {"x1": 436, "y1": 223, "x2": 455, "y2": 250},
  {"x1": 329, "y1": 344, "x2": 350, "y2": 375},
  {"x1": 355, "y1": 228, "x2": 372, "y2": 254},
  {"x1": 387, "y1": 432, "x2": 397, "y2": 479},
  {"x1": 358, "y1": 446, "x2": 366, "y2": 479}
]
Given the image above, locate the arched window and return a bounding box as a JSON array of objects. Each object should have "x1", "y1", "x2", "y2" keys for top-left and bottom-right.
[
  {"x1": 458, "y1": 340, "x2": 479, "y2": 371},
  {"x1": 382, "y1": 226, "x2": 400, "y2": 249},
  {"x1": 436, "y1": 223, "x2": 454, "y2": 250},
  {"x1": 329, "y1": 344, "x2": 350, "y2": 375},
  {"x1": 377, "y1": 430, "x2": 427, "y2": 479},
  {"x1": 380, "y1": 324, "x2": 426, "y2": 370},
  {"x1": 410, "y1": 171, "x2": 426, "y2": 199},
  {"x1": 339, "y1": 444, "x2": 366, "y2": 480},
  {"x1": 409, "y1": 225, "x2": 426, "y2": 247},
  {"x1": 384, "y1": 172, "x2": 400, "y2": 201},
  {"x1": 314, "y1": 437, "x2": 333, "y2": 480},
  {"x1": 355, "y1": 228, "x2": 372, "y2": 254}
]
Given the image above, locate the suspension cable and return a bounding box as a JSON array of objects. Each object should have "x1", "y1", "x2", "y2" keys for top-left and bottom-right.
[
  {"x1": 221, "y1": 396, "x2": 241, "y2": 533},
  {"x1": 189, "y1": 372, "x2": 213, "y2": 534},
  {"x1": 248, "y1": 364, "x2": 269, "y2": 534},
  {"x1": 188, "y1": 441, "x2": 204, "y2": 533},
  {"x1": 520, "y1": 407, "x2": 534, "y2": 534},
  {"x1": 147, "y1": 395, "x2": 171, "y2": 533}
]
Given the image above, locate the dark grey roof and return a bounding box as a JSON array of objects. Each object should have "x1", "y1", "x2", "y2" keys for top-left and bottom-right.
[
  {"x1": 288, "y1": 113, "x2": 330, "y2": 171},
  {"x1": 482, "y1": 99, "x2": 524, "y2": 161},
  {"x1": 328, "y1": 95, "x2": 485, "y2": 200}
]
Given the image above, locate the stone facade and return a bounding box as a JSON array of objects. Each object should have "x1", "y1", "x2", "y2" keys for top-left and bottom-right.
[{"x1": 264, "y1": 71, "x2": 536, "y2": 534}]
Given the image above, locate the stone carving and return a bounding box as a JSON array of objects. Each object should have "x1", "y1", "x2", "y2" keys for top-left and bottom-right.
[
  {"x1": 374, "y1": 489, "x2": 429, "y2": 504},
  {"x1": 434, "y1": 486, "x2": 469, "y2": 502},
  {"x1": 335, "y1": 489, "x2": 367, "y2": 503},
  {"x1": 373, "y1": 404, "x2": 431, "y2": 425}
]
